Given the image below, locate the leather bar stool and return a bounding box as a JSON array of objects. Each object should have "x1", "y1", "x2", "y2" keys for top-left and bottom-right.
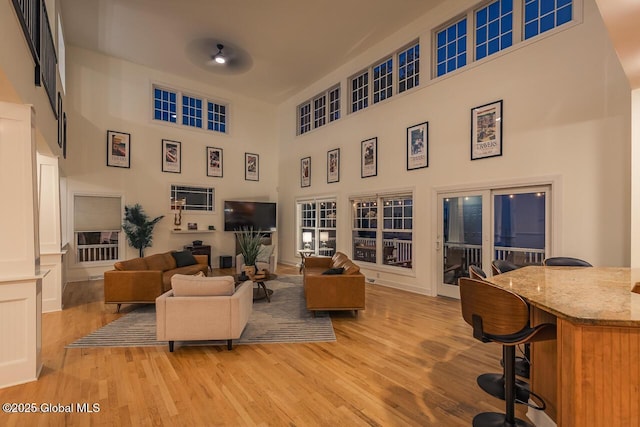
[
  {"x1": 491, "y1": 259, "x2": 519, "y2": 275},
  {"x1": 542, "y1": 257, "x2": 592, "y2": 267},
  {"x1": 469, "y1": 265, "x2": 487, "y2": 280},
  {"x1": 459, "y1": 278, "x2": 556, "y2": 427}
]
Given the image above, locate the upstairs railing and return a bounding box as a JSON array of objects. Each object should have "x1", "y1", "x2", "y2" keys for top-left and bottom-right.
[{"x1": 12, "y1": 0, "x2": 57, "y2": 114}]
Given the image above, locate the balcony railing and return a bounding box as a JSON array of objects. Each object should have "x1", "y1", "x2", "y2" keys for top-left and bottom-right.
[
  {"x1": 352, "y1": 237, "x2": 413, "y2": 267},
  {"x1": 77, "y1": 244, "x2": 119, "y2": 263},
  {"x1": 444, "y1": 243, "x2": 545, "y2": 273}
]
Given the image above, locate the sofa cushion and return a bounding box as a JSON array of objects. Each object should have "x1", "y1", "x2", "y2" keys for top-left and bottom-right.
[
  {"x1": 172, "y1": 250, "x2": 197, "y2": 267},
  {"x1": 331, "y1": 252, "x2": 348, "y2": 267},
  {"x1": 171, "y1": 274, "x2": 235, "y2": 297},
  {"x1": 145, "y1": 253, "x2": 175, "y2": 271},
  {"x1": 256, "y1": 244, "x2": 274, "y2": 264},
  {"x1": 342, "y1": 260, "x2": 361, "y2": 275},
  {"x1": 114, "y1": 257, "x2": 148, "y2": 271},
  {"x1": 322, "y1": 267, "x2": 344, "y2": 275}
]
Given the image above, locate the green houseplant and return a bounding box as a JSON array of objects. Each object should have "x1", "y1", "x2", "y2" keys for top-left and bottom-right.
[
  {"x1": 235, "y1": 226, "x2": 264, "y2": 276},
  {"x1": 122, "y1": 204, "x2": 164, "y2": 257}
]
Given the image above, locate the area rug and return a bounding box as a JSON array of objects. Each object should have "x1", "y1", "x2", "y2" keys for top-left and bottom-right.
[{"x1": 66, "y1": 276, "x2": 335, "y2": 348}]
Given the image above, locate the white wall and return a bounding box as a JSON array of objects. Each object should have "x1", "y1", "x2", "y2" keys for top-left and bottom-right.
[
  {"x1": 64, "y1": 47, "x2": 279, "y2": 281},
  {"x1": 276, "y1": 0, "x2": 631, "y2": 294}
]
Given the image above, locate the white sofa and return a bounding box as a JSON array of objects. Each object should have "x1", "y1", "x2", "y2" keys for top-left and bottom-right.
[{"x1": 156, "y1": 274, "x2": 253, "y2": 351}]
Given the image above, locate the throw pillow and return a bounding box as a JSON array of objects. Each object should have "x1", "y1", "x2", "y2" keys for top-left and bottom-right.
[
  {"x1": 172, "y1": 250, "x2": 197, "y2": 267},
  {"x1": 256, "y1": 244, "x2": 274, "y2": 264},
  {"x1": 322, "y1": 267, "x2": 344, "y2": 275}
]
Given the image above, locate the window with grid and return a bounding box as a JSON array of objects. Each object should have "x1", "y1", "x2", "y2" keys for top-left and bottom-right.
[
  {"x1": 373, "y1": 58, "x2": 393, "y2": 104},
  {"x1": 298, "y1": 102, "x2": 311, "y2": 135},
  {"x1": 524, "y1": 0, "x2": 572, "y2": 40},
  {"x1": 314, "y1": 95, "x2": 326, "y2": 128},
  {"x1": 398, "y1": 42, "x2": 420, "y2": 93},
  {"x1": 351, "y1": 70, "x2": 369, "y2": 113},
  {"x1": 296, "y1": 199, "x2": 337, "y2": 256},
  {"x1": 329, "y1": 86, "x2": 340, "y2": 122},
  {"x1": 182, "y1": 95, "x2": 203, "y2": 128},
  {"x1": 207, "y1": 102, "x2": 226, "y2": 133},
  {"x1": 170, "y1": 185, "x2": 214, "y2": 212},
  {"x1": 351, "y1": 193, "x2": 413, "y2": 268},
  {"x1": 475, "y1": 0, "x2": 513, "y2": 60},
  {"x1": 436, "y1": 18, "x2": 467, "y2": 77},
  {"x1": 154, "y1": 88, "x2": 177, "y2": 123}
]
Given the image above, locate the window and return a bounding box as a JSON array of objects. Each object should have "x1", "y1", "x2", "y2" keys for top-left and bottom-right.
[
  {"x1": 297, "y1": 199, "x2": 337, "y2": 256},
  {"x1": 351, "y1": 193, "x2": 413, "y2": 269},
  {"x1": 398, "y1": 43, "x2": 419, "y2": 93},
  {"x1": 475, "y1": 0, "x2": 513, "y2": 60},
  {"x1": 436, "y1": 18, "x2": 468, "y2": 77},
  {"x1": 207, "y1": 102, "x2": 226, "y2": 132},
  {"x1": 524, "y1": 0, "x2": 572, "y2": 40},
  {"x1": 296, "y1": 85, "x2": 340, "y2": 135},
  {"x1": 73, "y1": 195, "x2": 122, "y2": 263},
  {"x1": 373, "y1": 58, "x2": 393, "y2": 104},
  {"x1": 152, "y1": 84, "x2": 227, "y2": 133},
  {"x1": 170, "y1": 185, "x2": 214, "y2": 212},
  {"x1": 154, "y1": 87, "x2": 177, "y2": 123},
  {"x1": 182, "y1": 95, "x2": 203, "y2": 128},
  {"x1": 351, "y1": 70, "x2": 369, "y2": 113},
  {"x1": 329, "y1": 86, "x2": 340, "y2": 122}
]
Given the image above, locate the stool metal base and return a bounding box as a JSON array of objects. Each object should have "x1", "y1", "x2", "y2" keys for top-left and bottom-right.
[
  {"x1": 472, "y1": 412, "x2": 532, "y2": 427},
  {"x1": 477, "y1": 373, "x2": 530, "y2": 403}
]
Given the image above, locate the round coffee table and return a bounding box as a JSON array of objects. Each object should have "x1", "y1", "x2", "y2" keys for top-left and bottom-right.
[{"x1": 235, "y1": 272, "x2": 277, "y2": 302}]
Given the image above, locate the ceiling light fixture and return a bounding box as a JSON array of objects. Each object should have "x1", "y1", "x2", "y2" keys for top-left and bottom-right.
[{"x1": 213, "y1": 44, "x2": 226, "y2": 64}]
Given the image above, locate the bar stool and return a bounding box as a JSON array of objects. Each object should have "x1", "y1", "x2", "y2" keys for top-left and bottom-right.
[
  {"x1": 469, "y1": 265, "x2": 487, "y2": 280},
  {"x1": 491, "y1": 259, "x2": 519, "y2": 275},
  {"x1": 542, "y1": 257, "x2": 592, "y2": 267},
  {"x1": 459, "y1": 278, "x2": 556, "y2": 427}
]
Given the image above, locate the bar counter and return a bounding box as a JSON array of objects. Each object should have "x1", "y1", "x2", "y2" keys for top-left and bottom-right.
[{"x1": 486, "y1": 266, "x2": 640, "y2": 427}]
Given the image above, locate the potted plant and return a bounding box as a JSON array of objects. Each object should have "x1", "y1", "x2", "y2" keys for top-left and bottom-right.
[
  {"x1": 122, "y1": 204, "x2": 164, "y2": 257},
  {"x1": 235, "y1": 226, "x2": 264, "y2": 278}
]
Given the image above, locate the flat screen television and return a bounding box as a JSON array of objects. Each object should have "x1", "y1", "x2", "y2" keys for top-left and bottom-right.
[{"x1": 224, "y1": 201, "x2": 277, "y2": 232}]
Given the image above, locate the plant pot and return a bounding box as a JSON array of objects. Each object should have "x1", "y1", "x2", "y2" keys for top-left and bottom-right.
[{"x1": 243, "y1": 265, "x2": 256, "y2": 278}]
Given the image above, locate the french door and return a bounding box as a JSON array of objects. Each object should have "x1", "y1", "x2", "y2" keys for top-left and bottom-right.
[{"x1": 436, "y1": 185, "x2": 550, "y2": 299}]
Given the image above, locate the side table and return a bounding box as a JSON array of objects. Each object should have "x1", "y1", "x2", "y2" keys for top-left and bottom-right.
[{"x1": 298, "y1": 249, "x2": 315, "y2": 273}]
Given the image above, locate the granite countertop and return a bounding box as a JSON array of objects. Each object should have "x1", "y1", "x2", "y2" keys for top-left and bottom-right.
[{"x1": 485, "y1": 266, "x2": 640, "y2": 327}]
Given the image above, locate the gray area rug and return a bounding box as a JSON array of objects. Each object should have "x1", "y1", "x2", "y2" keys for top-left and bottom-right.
[{"x1": 66, "y1": 276, "x2": 335, "y2": 348}]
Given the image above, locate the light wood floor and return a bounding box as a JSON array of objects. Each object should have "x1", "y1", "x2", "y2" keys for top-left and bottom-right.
[{"x1": 0, "y1": 264, "x2": 529, "y2": 426}]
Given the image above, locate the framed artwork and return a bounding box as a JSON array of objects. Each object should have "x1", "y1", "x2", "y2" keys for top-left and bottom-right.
[
  {"x1": 106, "y1": 130, "x2": 131, "y2": 168},
  {"x1": 162, "y1": 139, "x2": 181, "y2": 173},
  {"x1": 62, "y1": 112, "x2": 67, "y2": 159},
  {"x1": 206, "y1": 146, "x2": 223, "y2": 177},
  {"x1": 361, "y1": 137, "x2": 377, "y2": 178},
  {"x1": 245, "y1": 152, "x2": 259, "y2": 181},
  {"x1": 301, "y1": 157, "x2": 311, "y2": 187},
  {"x1": 327, "y1": 148, "x2": 340, "y2": 183},
  {"x1": 57, "y1": 93, "x2": 62, "y2": 147},
  {"x1": 471, "y1": 100, "x2": 503, "y2": 160},
  {"x1": 407, "y1": 122, "x2": 428, "y2": 170}
]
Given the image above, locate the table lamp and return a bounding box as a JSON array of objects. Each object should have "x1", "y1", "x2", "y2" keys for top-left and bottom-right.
[
  {"x1": 302, "y1": 232, "x2": 313, "y2": 250},
  {"x1": 320, "y1": 231, "x2": 329, "y2": 247}
]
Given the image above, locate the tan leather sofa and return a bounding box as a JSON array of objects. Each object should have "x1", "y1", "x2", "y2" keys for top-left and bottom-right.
[
  {"x1": 156, "y1": 274, "x2": 253, "y2": 351},
  {"x1": 104, "y1": 251, "x2": 209, "y2": 312},
  {"x1": 303, "y1": 251, "x2": 365, "y2": 316}
]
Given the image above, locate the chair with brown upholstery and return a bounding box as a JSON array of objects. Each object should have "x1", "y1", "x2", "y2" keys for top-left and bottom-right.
[
  {"x1": 491, "y1": 259, "x2": 519, "y2": 276},
  {"x1": 542, "y1": 256, "x2": 592, "y2": 267},
  {"x1": 469, "y1": 265, "x2": 487, "y2": 280},
  {"x1": 459, "y1": 278, "x2": 556, "y2": 426}
]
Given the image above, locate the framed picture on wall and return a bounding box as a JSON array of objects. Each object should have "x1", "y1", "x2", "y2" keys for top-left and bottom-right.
[
  {"x1": 471, "y1": 100, "x2": 503, "y2": 160},
  {"x1": 327, "y1": 148, "x2": 340, "y2": 183},
  {"x1": 361, "y1": 137, "x2": 377, "y2": 178},
  {"x1": 162, "y1": 139, "x2": 181, "y2": 173},
  {"x1": 206, "y1": 146, "x2": 223, "y2": 177},
  {"x1": 406, "y1": 121, "x2": 428, "y2": 170},
  {"x1": 57, "y1": 92, "x2": 63, "y2": 148},
  {"x1": 106, "y1": 130, "x2": 131, "y2": 168},
  {"x1": 245, "y1": 152, "x2": 259, "y2": 181},
  {"x1": 301, "y1": 156, "x2": 311, "y2": 187}
]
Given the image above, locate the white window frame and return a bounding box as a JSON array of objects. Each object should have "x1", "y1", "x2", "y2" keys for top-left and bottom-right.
[
  {"x1": 296, "y1": 84, "x2": 341, "y2": 135},
  {"x1": 296, "y1": 197, "x2": 337, "y2": 257},
  {"x1": 170, "y1": 184, "x2": 215, "y2": 213}
]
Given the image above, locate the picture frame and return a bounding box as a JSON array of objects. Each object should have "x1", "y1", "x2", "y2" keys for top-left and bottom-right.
[
  {"x1": 57, "y1": 92, "x2": 63, "y2": 148},
  {"x1": 406, "y1": 122, "x2": 428, "y2": 170},
  {"x1": 301, "y1": 157, "x2": 311, "y2": 187},
  {"x1": 62, "y1": 112, "x2": 67, "y2": 159},
  {"x1": 206, "y1": 146, "x2": 223, "y2": 177},
  {"x1": 187, "y1": 222, "x2": 198, "y2": 231},
  {"x1": 361, "y1": 137, "x2": 377, "y2": 178},
  {"x1": 106, "y1": 130, "x2": 131, "y2": 168},
  {"x1": 162, "y1": 139, "x2": 181, "y2": 173},
  {"x1": 245, "y1": 152, "x2": 259, "y2": 181},
  {"x1": 327, "y1": 148, "x2": 340, "y2": 183},
  {"x1": 471, "y1": 100, "x2": 503, "y2": 160}
]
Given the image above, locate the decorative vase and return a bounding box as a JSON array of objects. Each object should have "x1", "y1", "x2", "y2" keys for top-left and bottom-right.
[{"x1": 243, "y1": 264, "x2": 256, "y2": 278}]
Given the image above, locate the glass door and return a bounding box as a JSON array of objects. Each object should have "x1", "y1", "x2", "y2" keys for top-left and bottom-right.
[{"x1": 437, "y1": 191, "x2": 491, "y2": 298}]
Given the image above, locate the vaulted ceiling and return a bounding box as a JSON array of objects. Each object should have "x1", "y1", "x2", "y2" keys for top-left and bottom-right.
[{"x1": 59, "y1": 0, "x2": 448, "y2": 103}]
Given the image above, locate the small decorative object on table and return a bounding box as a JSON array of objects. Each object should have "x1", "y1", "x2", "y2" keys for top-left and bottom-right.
[{"x1": 187, "y1": 222, "x2": 197, "y2": 230}]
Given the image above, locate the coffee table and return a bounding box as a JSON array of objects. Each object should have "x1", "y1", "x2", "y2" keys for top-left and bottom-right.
[{"x1": 235, "y1": 272, "x2": 277, "y2": 302}]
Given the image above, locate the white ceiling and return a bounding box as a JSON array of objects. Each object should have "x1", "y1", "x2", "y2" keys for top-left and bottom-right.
[{"x1": 59, "y1": 0, "x2": 448, "y2": 103}]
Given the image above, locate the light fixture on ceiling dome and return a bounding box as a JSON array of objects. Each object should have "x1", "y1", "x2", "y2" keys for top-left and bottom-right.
[{"x1": 213, "y1": 44, "x2": 226, "y2": 64}]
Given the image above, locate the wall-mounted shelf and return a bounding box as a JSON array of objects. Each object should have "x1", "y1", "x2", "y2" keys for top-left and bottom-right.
[{"x1": 171, "y1": 230, "x2": 215, "y2": 234}]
